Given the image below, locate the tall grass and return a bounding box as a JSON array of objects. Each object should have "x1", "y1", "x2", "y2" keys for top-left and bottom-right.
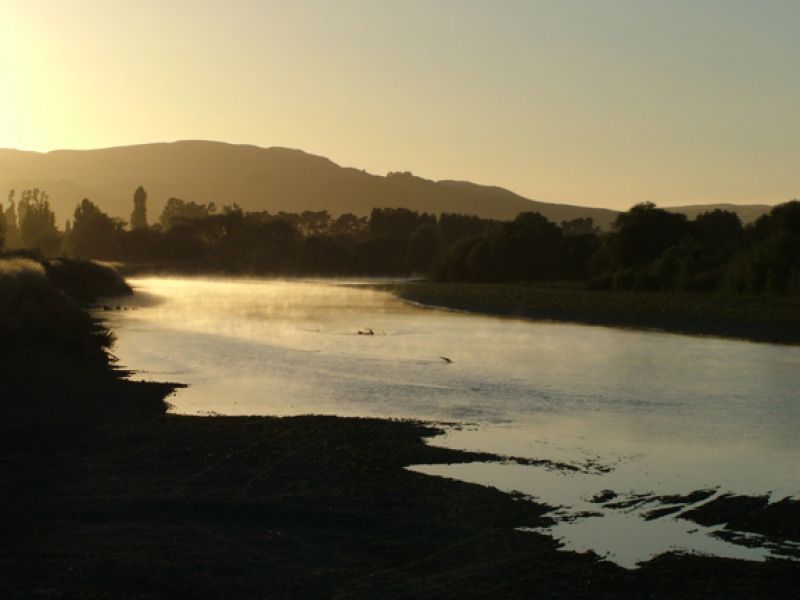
[
  {"x1": 0, "y1": 257, "x2": 127, "y2": 360},
  {"x1": 44, "y1": 258, "x2": 131, "y2": 303}
]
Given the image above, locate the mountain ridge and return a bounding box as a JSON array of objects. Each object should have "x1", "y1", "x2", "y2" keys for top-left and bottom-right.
[{"x1": 0, "y1": 140, "x2": 775, "y2": 227}]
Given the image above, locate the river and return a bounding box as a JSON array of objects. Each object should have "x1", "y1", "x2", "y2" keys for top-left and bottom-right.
[{"x1": 99, "y1": 276, "x2": 800, "y2": 568}]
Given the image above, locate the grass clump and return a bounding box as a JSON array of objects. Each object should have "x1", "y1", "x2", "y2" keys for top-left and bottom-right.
[
  {"x1": 0, "y1": 257, "x2": 128, "y2": 360},
  {"x1": 44, "y1": 258, "x2": 131, "y2": 303}
]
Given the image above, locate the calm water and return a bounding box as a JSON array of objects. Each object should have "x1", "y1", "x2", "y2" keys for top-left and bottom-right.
[{"x1": 101, "y1": 276, "x2": 800, "y2": 567}]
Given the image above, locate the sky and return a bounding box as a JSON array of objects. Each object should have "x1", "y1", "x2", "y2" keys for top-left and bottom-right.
[{"x1": 0, "y1": 0, "x2": 798, "y2": 210}]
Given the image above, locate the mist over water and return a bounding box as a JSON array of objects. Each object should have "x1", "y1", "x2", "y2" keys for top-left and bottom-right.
[{"x1": 102, "y1": 276, "x2": 800, "y2": 567}]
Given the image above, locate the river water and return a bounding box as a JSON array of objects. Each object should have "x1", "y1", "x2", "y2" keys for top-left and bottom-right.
[{"x1": 100, "y1": 276, "x2": 800, "y2": 568}]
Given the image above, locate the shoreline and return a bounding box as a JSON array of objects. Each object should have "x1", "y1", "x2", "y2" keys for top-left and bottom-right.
[
  {"x1": 383, "y1": 282, "x2": 800, "y2": 346},
  {"x1": 4, "y1": 348, "x2": 800, "y2": 597},
  {"x1": 114, "y1": 268, "x2": 800, "y2": 346},
  {"x1": 3, "y1": 264, "x2": 800, "y2": 597}
]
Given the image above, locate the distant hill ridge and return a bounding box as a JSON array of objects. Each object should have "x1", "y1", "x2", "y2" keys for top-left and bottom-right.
[{"x1": 0, "y1": 140, "x2": 773, "y2": 227}]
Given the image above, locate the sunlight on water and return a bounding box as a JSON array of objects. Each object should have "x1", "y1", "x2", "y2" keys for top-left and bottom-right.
[{"x1": 101, "y1": 276, "x2": 800, "y2": 567}]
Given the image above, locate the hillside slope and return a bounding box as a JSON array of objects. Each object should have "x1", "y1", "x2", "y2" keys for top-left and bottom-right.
[
  {"x1": 0, "y1": 141, "x2": 619, "y2": 227},
  {"x1": 0, "y1": 141, "x2": 780, "y2": 228}
]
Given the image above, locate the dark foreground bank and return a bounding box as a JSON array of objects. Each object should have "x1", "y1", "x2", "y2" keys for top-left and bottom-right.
[
  {"x1": 2, "y1": 265, "x2": 800, "y2": 598},
  {"x1": 4, "y1": 354, "x2": 800, "y2": 599},
  {"x1": 385, "y1": 282, "x2": 800, "y2": 345}
]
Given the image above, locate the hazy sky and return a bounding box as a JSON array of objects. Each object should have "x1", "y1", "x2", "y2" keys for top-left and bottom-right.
[{"x1": 1, "y1": 0, "x2": 798, "y2": 210}]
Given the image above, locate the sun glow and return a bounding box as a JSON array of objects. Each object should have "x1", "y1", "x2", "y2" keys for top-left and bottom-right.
[
  {"x1": 0, "y1": 1, "x2": 797, "y2": 207},
  {"x1": 0, "y1": 16, "x2": 22, "y2": 150}
]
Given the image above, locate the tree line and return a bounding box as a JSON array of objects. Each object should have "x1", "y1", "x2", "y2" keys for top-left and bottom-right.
[{"x1": 1, "y1": 185, "x2": 798, "y2": 295}]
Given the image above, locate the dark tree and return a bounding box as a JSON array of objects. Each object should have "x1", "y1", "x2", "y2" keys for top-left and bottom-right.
[
  {"x1": 3, "y1": 190, "x2": 21, "y2": 248},
  {"x1": 159, "y1": 197, "x2": 216, "y2": 230},
  {"x1": 445, "y1": 212, "x2": 564, "y2": 282},
  {"x1": 155, "y1": 225, "x2": 208, "y2": 262},
  {"x1": 131, "y1": 186, "x2": 148, "y2": 231},
  {"x1": 561, "y1": 217, "x2": 597, "y2": 237},
  {"x1": 18, "y1": 189, "x2": 61, "y2": 254},
  {"x1": 408, "y1": 223, "x2": 442, "y2": 273},
  {"x1": 331, "y1": 213, "x2": 368, "y2": 237},
  {"x1": 693, "y1": 210, "x2": 742, "y2": 254},
  {"x1": 725, "y1": 200, "x2": 800, "y2": 295},
  {"x1": 69, "y1": 198, "x2": 124, "y2": 259},
  {"x1": 438, "y1": 213, "x2": 495, "y2": 246},
  {"x1": 370, "y1": 208, "x2": 434, "y2": 239},
  {"x1": 298, "y1": 210, "x2": 330, "y2": 236},
  {"x1": 607, "y1": 202, "x2": 690, "y2": 268}
]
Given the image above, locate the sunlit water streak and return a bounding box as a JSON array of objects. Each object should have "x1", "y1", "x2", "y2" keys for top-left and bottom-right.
[{"x1": 100, "y1": 276, "x2": 800, "y2": 568}]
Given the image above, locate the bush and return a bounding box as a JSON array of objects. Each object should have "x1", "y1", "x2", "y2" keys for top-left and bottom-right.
[{"x1": 0, "y1": 258, "x2": 126, "y2": 360}]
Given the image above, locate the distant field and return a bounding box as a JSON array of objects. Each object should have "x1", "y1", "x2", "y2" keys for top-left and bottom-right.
[{"x1": 384, "y1": 282, "x2": 800, "y2": 345}]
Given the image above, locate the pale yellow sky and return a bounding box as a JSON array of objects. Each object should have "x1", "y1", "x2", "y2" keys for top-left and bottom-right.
[{"x1": 1, "y1": 1, "x2": 798, "y2": 210}]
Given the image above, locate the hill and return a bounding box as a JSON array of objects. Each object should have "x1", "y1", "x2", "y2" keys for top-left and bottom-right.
[
  {"x1": 0, "y1": 141, "x2": 780, "y2": 228},
  {"x1": 0, "y1": 141, "x2": 619, "y2": 227}
]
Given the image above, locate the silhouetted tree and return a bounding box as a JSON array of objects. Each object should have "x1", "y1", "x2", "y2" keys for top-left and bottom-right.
[
  {"x1": 331, "y1": 213, "x2": 368, "y2": 237},
  {"x1": 68, "y1": 198, "x2": 124, "y2": 259},
  {"x1": 18, "y1": 189, "x2": 61, "y2": 254},
  {"x1": 3, "y1": 190, "x2": 21, "y2": 248},
  {"x1": 693, "y1": 210, "x2": 742, "y2": 255},
  {"x1": 131, "y1": 186, "x2": 148, "y2": 230},
  {"x1": 437, "y1": 237, "x2": 482, "y2": 281},
  {"x1": 561, "y1": 217, "x2": 597, "y2": 237},
  {"x1": 561, "y1": 230, "x2": 601, "y2": 279},
  {"x1": 724, "y1": 200, "x2": 800, "y2": 295},
  {"x1": 438, "y1": 213, "x2": 495, "y2": 246},
  {"x1": 298, "y1": 210, "x2": 330, "y2": 236},
  {"x1": 355, "y1": 236, "x2": 409, "y2": 274},
  {"x1": 408, "y1": 223, "x2": 442, "y2": 273},
  {"x1": 159, "y1": 197, "x2": 216, "y2": 230},
  {"x1": 302, "y1": 235, "x2": 355, "y2": 273},
  {"x1": 155, "y1": 225, "x2": 208, "y2": 262},
  {"x1": 370, "y1": 208, "x2": 434, "y2": 239},
  {"x1": 604, "y1": 202, "x2": 690, "y2": 269}
]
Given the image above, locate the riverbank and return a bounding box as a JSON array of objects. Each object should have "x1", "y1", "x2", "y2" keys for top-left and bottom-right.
[
  {"x1": 4, "y1": 351, "x2": 800, "y2": 599},
  {"x1": 3, "y1": 264, "x2": 800, "y2": 597},
  {"x1": 384, "y1": 281, "x2": 800, "y2": 345}
]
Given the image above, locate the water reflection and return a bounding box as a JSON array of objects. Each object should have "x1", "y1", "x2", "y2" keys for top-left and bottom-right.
[{"x1": 101, "y1": 276, "x2": 800, "y2": 566}]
